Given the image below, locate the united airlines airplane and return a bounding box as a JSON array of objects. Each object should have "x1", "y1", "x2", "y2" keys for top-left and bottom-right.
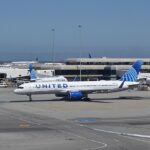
[{"x1": 14, "y1": 60, "x2": 143, "y2": 101}]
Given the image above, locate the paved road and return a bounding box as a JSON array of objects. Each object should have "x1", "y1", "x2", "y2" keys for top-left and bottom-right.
[{"x1": 0, "y1": 88, "x2": 150, "y2": 149}]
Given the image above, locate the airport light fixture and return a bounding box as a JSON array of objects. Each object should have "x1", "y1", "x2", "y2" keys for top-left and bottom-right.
[
  {"x1": 78, "y1": 25, "x2": 82, "y2": 81},
  {"x1": 51, "y1": 28, "x2": 55, "y2": 63},
  {"x1": 51, "y1": 28, "x2": 55, "y2": 76}
]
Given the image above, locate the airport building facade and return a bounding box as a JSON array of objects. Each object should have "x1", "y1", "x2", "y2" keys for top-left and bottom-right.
[
  {"x1": 0, "y1": 58, "x2": 150, "y2": 81},
  {"x1": 49, "y1": 58, "x2": 150, "y2": 81}
]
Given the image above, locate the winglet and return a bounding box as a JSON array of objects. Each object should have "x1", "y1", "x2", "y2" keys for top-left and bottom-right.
[
  {"x1": 119, "y1": 80, "x2": 125, "y2": 88},
  {"x1": 73, "y1": 76, "x2": 80, "y2": 81},
  {"x1": 121, "y1": 60, "x2": 143, "y2": 82}
]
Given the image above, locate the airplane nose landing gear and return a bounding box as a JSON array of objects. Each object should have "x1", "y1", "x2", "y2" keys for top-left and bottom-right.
[{"x1": 27, "y1": 94, "x2": 32, "y2": 101}]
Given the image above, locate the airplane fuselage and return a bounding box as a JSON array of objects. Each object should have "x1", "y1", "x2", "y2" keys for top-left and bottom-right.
[{"x1": 14, "y1": 80, "x2": 138, "y2": 95}]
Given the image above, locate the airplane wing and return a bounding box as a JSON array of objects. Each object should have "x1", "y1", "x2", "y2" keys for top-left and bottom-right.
[
  {"x1": 63, "y1": 88, "x2": 126, "y2": 94},
  {"x1": 62, "y1": 81, "x2": 139, "y2": 94},
  {"x1": 128, "y1": 84, "x2": 139, "y2": 89}
]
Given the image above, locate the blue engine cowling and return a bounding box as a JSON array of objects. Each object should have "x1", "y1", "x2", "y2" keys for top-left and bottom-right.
[{"x1": 68, "y1": 91, "x2": 84, "y2": 100}]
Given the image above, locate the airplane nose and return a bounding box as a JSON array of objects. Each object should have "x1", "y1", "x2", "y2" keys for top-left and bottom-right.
[
  {"x1": 14, "y1": 89, "x2": 20, "y2": 94},
  {"x1": 14, "y1": 89, "x2": 17, "y2": 93}
]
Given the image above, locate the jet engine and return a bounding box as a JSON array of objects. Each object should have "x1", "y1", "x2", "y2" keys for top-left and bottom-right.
[{"x1": 68, "y1": 91, "x2": 84, "y2": 100}]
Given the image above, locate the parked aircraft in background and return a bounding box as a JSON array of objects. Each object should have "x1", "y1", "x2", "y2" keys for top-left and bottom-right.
[
  {"x1": 138, "y1": 73, "x2": 150, "y2": 85},
  {"x1": 28, "y1": 64, "x2": 68, "y2": 82},
  {"x1": 14, "y1": 60, "x2": 143, "y2": 101}
]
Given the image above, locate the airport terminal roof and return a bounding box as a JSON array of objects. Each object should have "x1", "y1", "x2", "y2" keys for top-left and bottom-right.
[{"x1": 65, "y1": 58, "x2": 150, "y2": 63}]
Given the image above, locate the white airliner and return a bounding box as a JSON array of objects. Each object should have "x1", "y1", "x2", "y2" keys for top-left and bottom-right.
[
  {"x1": 14, "y1": 60, "x2": 143, "y2": 101},
  {"x1": 138, "y1": 72, "x2": 150, "y2": 85},
  {"x1": 28, "y1": 64, "x2": 68, "y2": 82}
]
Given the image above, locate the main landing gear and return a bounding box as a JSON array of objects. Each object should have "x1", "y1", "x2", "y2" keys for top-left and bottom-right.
[
  {"x1": 82, "y1": 93, "x2": 91, "y2": 101},
  {"x1": 27, "y1": 94, "x2": 32, "y2": 101},
  {"x1": 82, "y1": 97, "x2": 91, "y2": 101}
]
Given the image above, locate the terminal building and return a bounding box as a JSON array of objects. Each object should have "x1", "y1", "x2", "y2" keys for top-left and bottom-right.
[
  {"x1": 41, "y1": 58, "x2": 150, "y2": 81},
  {"x1": 0, "y1": 58, "x2": 150, "y2": 81}
]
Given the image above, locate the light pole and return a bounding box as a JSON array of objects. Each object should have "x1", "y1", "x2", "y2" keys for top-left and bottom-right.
[
  {"x1": 78, "y1": 25, "x2": 82, "y2": 81},
  {"x1": 51, "y1": 28, "x2": 55, "y2": 76},
  {"x1": 51, "y1": 28, "x2": 55, "y2": 63}
]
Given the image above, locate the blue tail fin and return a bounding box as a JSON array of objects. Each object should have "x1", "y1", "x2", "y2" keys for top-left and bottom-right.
[
  {"x1": 28, "y1": 64, "x2": 37, "y2": 81},
  {"x1": 121, "y1": 60, "x2": 143, "y2": 82},
  {"x1": 29, "y1": 64, "x2": 33, "y2": 74},
  {"x1": 30, "y1": 69, "x2": 37, "y2": 81}
]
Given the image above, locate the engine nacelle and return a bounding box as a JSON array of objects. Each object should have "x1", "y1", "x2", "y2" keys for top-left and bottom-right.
[{"x1": 68, "y1": 91, "x2": 84, "y2": 100}]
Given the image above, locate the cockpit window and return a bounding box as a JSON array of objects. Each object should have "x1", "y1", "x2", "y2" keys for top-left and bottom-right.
[{"x1": 18, "y1": 86, "x2": 24, "y2": 89}]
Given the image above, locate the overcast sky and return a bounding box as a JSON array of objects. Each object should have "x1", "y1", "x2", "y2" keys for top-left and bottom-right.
[{"x1": 0, "y1": 0, "x2": 150, "y2": 61}]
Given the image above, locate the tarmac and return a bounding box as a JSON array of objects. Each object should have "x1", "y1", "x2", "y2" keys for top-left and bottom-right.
[{"x1": 0, "y1": 88, "x2": 150, "y2": 149}]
